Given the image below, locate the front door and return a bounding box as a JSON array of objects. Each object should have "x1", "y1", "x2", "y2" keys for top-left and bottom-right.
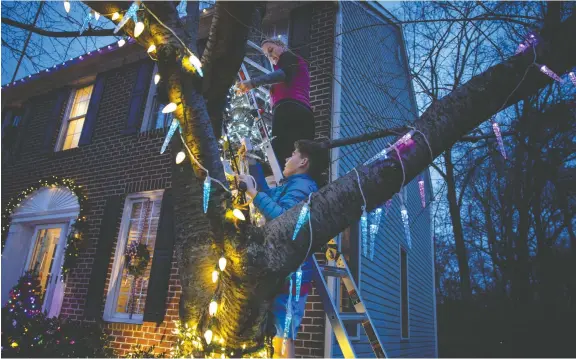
[{"x1": 24, "y1": 224, "x2": 68, "y2": 317}]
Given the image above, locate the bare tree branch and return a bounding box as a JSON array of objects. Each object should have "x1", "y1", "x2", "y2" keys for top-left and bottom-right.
[{"x1": 2, "y1": 17, "x2": 116, "y2": 37}]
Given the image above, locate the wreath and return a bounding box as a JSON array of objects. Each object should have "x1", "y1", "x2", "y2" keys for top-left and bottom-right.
[
  {"x1": 125, "y1": 241, "x2": 151, "y2": 278},
  {"x1": 1, "y1": 176, "x2": 88, "y2": 278}
]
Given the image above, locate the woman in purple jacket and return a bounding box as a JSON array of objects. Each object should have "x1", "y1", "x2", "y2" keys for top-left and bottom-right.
[{"x1": 236, "y1": 38, "x2": 315, "y2": 170}]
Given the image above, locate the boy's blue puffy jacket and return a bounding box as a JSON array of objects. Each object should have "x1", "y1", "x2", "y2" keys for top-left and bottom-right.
[{"x1": 249, "y1": 164, "x2": 316, "y2": 292}]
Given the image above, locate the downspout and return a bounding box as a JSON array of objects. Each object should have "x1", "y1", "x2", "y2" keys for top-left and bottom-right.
[{"x1": 324, "y1": 2, "x2": 343, "y2": 358}]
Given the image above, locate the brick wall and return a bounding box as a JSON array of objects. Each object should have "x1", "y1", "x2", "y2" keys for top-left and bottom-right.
[
  {"x1": 1, "y1": 3, "x2": 339, "y2": 357},
  {"x1": 295, "y1": 2, "x2": 337, "y2": 358}
]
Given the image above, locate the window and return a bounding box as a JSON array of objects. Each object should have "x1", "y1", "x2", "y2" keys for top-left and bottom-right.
[
  {"x1": 141, "y1": 66, "x2": 173, "y2": 132},
  {"x1": 56, "y1": 85, "x2": 94, "y2": 151},
  {"x1": 104, "y1": 190, "x2": 163, "y2": 323},
  {"x1": 339, "y1": 223, "x2": 361, "y2": 339},
  {"x1": 400, "y1": 247, "x2": 409, "y2": 339}
]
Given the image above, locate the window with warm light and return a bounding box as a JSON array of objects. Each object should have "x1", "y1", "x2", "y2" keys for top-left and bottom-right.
[
  {"x1": 103, "y1": 190, "x2": 163, "y2": 323},
  {"x1": 56, "y1": 85, "x2": 93, "y2": 151}
]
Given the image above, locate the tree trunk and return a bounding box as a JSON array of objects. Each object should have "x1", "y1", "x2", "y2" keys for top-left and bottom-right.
[
  {"x1": 444, "y1": 149, "x2": 472, "y2": 301},
  {"x1": 82, "y1": 2, "x2": 576, "y2": 350}
]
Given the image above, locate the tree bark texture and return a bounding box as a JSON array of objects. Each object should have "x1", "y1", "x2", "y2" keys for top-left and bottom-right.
[{"x1": 82, "y1": 2, "x2": 576, "y2": 350}]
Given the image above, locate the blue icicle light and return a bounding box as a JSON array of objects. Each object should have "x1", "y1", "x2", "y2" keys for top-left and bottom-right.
[
  {"x1": 203, "y1": 176, "x2": 211, "y2": 213},
  {"x1": 176, "y1": 0, "x2": 187, "y2": 18},
  {"x1": 295, "y1": 266, "x2": 303, "y2": 303},
  {"x1": 114, "y1": 2, "x2": 139, "y2": 34},
  {"x1": 160, "y1": 119, "x2": 180, "y2": 154},
  {"x1": 361, "y1": 209, "x2": 368, "y2": 257},
  {"x1": 369, "y1": 207, "x2": 383, "y2": 260},
  {"x1": 292, "y1": 203, "x2": 310, "y2": 240},
  {"x1": 400, "y1": 204, "x2": 412, "y2": 249},
  {"x1": 282, "y1": 278, "x2": 294, "y2": 355},
  {"x1": 79, "y1": 12, "x2": 93, "y2": 35}
]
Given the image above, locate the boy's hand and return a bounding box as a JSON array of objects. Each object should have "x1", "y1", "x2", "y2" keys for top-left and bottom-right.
[
  {"x1": 235, "y1": 80, "x2": 253, "y2": 95},
  {"x1": 237, "y1": 174, "x2": 257, "y2": 197}
]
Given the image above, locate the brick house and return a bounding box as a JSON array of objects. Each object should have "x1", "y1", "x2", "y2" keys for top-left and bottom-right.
[{"x1": 1, "y1": 1, "x2": 436, "y2": 357}]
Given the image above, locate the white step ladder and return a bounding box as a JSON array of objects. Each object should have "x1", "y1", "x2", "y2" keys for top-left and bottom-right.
[{"x1": 313, "y1": 240, "x2": 387, "y2": 358}]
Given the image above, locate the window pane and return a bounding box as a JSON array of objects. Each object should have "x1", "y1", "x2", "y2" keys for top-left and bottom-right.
[
  {"x1": 115, "y1": 199, "x2": 161, "y2": 316},
  {"x1": 70, "y1": 85, "x2": 94, "y2": 118},
  {"x1": 28, "y1": 228, "x2": 62, "y2": 297},
  {"x1": 61, "y1": 118, "x2": 84, "y2": 150},
  {"x1": 401, "y1": 248, "x2": 409, "y2": 338}
]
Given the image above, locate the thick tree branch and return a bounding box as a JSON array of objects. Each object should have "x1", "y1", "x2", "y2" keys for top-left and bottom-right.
[
  {"x1": 1, "y1": 17, "x2": 116, "y2": 37},
  {"x1": 321, "y1": 126, "x2": 408, "y2": 149}
]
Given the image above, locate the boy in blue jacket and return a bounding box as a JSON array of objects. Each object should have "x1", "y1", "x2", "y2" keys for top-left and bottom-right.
[{"x1": 238, "y1": 139, "x2": 328, "y2": 358}]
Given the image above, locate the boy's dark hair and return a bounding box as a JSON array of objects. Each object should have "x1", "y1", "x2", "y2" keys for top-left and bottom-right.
[{"x1": 295, "y1": 139, "x2": 329, "y2": 184}]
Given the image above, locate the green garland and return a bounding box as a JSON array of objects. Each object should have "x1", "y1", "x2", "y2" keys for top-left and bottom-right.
[{"x1": 1, "y1": 176, "x2": 88, "y2": 277}]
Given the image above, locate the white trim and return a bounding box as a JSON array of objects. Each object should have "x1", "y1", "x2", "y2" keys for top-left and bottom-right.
[
  {"x1": 103, "y1": 189, "x2": 164, "y2": 324},
  {"x1": 399, "y1": 244, "x2": 410, "y2": 340},
  {"x1": 324, "y1": 3, "x2": 343, "y2": 357},
  {"x1": 140, "y1": 65, "x2": 160, "y2": 132}
]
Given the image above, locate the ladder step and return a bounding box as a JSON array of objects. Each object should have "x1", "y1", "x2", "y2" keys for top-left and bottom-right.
[
  {"x1": 321, "y1": 265, "x2": 348, "y2": 277},
  {"x1": 339, "y1": 312, "x2": 367, "y2": 322}
]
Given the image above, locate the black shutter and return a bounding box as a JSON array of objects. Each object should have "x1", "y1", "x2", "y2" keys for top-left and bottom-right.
[
  {"x1": 12, "y1": 105, "x2": 34, "y2": 158},
  {"x1": 123, "y1": 61, "x2": 155, "y2": 134},
  {"x1": 42, "y1": 89, "x2": 68, "y2": 153},
  {"x1": 78, "y1": 73, "x2": 107, "y2": 146},
  {"x1": 143, "y1": 189, "x2": 175, "y2": 323},
  {"x1": 288, "y1": 5, "x2": 313, "y2": 60},
  {"x1": 85, "y1": 195, "x2": 122, "y2": 319}
]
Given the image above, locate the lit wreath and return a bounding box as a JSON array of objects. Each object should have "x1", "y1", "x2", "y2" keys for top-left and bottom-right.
[{"x1": 1, "y1": 176, "x2": 88, "y2": 277}]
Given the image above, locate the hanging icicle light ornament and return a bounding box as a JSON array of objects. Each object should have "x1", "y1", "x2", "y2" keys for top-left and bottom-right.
[
  {"x1": 176, "y1": 0, "x2": 187, "y2": 18},
  {"x1": 63, "y1": 0, "x2": 71, "y2": 13},
  {"x1": 204, "y1": 329, "x2": 213, "y2": 345},
  {"x1": 537, "y1": 64, "x2": 564, "y2": 83},
  {"x1": 291, "y1": 196, "x2": 311, "y2": 240},
  {"x1": 295, "y1": 267, "x2": 303, "y2": 302},
  {"x1": 491, "y1": 120, "x2": 507, "y2": 159},
  {"x1": 418, "y1": 177, "x2": 426, "y2": 208},
  {"x1": 94, "y1": 11, "x2": 100, "y2": 21},
  {"x1": 218, "y1": 257, "x2": 227, "y2": 271},
  {"x1": 154, "y1": 73, "x2": 161, "y2": 85},
  {"x1": 281, "y1": 279, "x2": 294, "y2": 355},
  {"x1": 209, "y1": 300, "x2": 218, "y2": 316},
  {"x1": 353, "y1": 168, "x2": 370, "y2": 257},
  {"x1": 117, "y1": 38, "x2": 126, "y2": 47},
  {"x1": 368, "y1": 207, "x2": 383, "y2": 260},
  {"x1": 400, "y1": 189, "x2": 412, "y2": 249},
  {"x1": 569, "y1": 72, "x2": 576, "y2": 86},
  {"x1": 114, "y1": 2, "x2": 140, "y2": 34},
  {"x1": 515, "y1": 32, "x2": 539, "y2": 55},
  {"x1": 160, "y1": 118, "x2": 180, "y2": 154},
  {"x1": 212, "y1": 270, "x2": 219, "y2": 283},
  {"x1": 175, "y1": 151, "x2": 186, "y2": 164},
  {"x1": 203, "y1": 176, "x2": 211, "y2": 213},
  {"x1": 79, "y1": 12, "x2": 93, "y2": 35}
]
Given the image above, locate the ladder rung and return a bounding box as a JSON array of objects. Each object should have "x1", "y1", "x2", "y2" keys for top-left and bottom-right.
[
  {"x1": 321, "y1": 265, "x2": 348, "y2": 277},
  {"x1": 339, "y1": 312, "x2": 367, "y2": 322}
]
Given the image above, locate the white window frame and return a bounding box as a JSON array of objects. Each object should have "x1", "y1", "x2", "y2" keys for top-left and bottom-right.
[
  {"x1": 103, "y1": 189, "x2": 164, "y2": 324},
  {"x1": 400, "y1": 244, "x2": 410, "y2": 340},
  {"x1": 55, "y1": 85, "x2": 93, "y2": 151},
  {"x1": 140, "y1": 65, "x2": 172, "y2": 132}
]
